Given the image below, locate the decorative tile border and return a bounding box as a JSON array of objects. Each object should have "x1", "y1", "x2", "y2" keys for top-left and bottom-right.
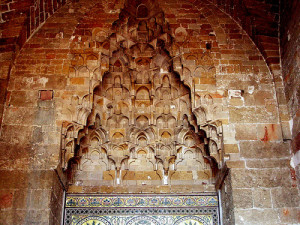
[
  {"x1": 64, "y1": 194, "x2": 219, "y2": 225},
  {"x1": 65, "y1": 194, "x2": 218, "y2": 208}
]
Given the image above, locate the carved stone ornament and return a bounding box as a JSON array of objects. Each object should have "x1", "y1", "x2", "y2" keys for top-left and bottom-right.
[{"x1": 61, "y1": 0, "x2": 223, "y2": 188}]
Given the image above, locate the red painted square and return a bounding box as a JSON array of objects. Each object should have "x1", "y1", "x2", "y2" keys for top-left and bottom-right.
[{"x1": 40, "y1": 90, "x2": 53, "y2": 100}]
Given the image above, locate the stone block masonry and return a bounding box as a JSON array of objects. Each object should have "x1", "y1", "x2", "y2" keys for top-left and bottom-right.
[{"x1": 0, "y1": 0, "x2": 299, "y2": 224}]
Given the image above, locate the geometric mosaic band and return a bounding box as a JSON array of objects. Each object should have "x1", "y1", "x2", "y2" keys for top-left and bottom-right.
[
  {"x1": 64, "y1": 194, "x2": 219, "y2": 225},
  {"x1": 65, "y1": 194, "x2": 218, "y2": 208}
]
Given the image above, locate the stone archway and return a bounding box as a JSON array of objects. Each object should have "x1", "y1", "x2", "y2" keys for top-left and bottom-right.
[{"x1": 1, "y1": 0, "x2": 298, "y2": 224}]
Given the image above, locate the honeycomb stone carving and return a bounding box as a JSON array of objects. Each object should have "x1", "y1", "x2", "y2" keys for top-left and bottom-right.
[{"x1": 61, "y1": 0, "x2": 223, "y2": 189}]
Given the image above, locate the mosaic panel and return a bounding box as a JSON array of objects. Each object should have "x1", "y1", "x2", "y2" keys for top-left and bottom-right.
[
  {"x1": 64, "y1": 194, "x2": 219, "y2": 225},
  {"x1": 66, "y1": 195, "x2": 218, "y2": 208}
]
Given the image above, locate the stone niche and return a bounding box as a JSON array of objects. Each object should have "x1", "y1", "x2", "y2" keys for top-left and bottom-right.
[{"x1": 61, "y1": 0, "x2": 223, "y2": 193}]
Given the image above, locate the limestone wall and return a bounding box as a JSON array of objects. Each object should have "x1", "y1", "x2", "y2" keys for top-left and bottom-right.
[
  {"x1": 280, "y1": 0, "x2": 300, "y2": 189},
  {"x1": 0, "y1": 0, "x2": 299, "y2": 224}
]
